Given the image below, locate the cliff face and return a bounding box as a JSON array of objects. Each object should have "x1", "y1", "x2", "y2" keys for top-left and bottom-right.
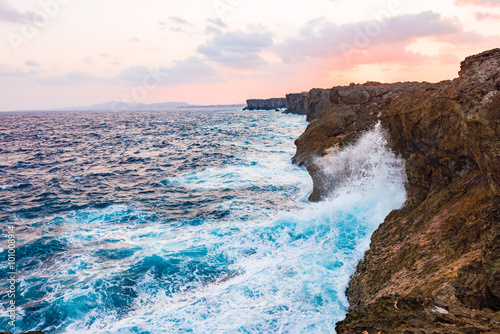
[
  {"x1": 293, "y1": 49, "x2": 500, "y2": 333},
  {"x1": 292, "y1": 82, "x2": 420, "y2": 201},
  {"x1": 305, "y1": 88, "x2": 334, "y2": 122},
  {"x1": 285, "y1": 93, "x2": 308, "y2": 115},
  {"x1": 245, "y1": 98, "x2": 287, "y2": 110}
]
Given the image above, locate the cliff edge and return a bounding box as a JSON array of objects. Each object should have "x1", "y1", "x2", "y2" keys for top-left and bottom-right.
[{"x1": 293, "y1": 49, "x2": 500, "y2": 333}]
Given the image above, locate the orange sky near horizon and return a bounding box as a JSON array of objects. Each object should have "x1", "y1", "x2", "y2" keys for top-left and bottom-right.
[{"x1": 0, "y1": 0, "x2": 499, "y2": 110}]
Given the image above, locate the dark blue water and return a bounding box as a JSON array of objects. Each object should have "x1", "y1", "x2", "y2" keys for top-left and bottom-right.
[{"x1": 0, "y1": 108, "x2": 406, "y2": 333}]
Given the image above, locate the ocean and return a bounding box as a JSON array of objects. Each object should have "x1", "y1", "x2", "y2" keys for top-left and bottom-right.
[{"x1": 0, "y1": 107, "x2": 406, "y2": 333}]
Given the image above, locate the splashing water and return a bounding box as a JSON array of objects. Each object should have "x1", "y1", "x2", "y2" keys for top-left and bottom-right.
[
  {"x1": 0, "y1": 110, "x2": 406, "y2": 333},
  {"x1": 318, "y1": 122, "x2": 407, "y2": 202}
]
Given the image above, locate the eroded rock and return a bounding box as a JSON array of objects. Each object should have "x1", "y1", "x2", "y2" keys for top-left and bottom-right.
[
  {"x1": 305, "y1": 88, "x2": 335, "y2": 122},
  {"x1": 285, "y1": 92, "x2": 308, "y2": 115},
  {"x1": 292, "y1": 48, "x2": 500, "y2": 333}
]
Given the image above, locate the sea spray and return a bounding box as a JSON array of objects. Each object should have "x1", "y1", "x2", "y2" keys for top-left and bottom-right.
[
  {"x1": 0, "y1": 110, "x2": 406, "y2": 334},
  {"x1": 64, "y1": 122, "x2": 406, "y2": 333}
]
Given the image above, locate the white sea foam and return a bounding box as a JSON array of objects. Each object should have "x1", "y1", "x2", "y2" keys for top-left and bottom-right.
[
  {"x1": 7, "y1": 115, "x2": 406, "y2": 334},
  {"x1": 58, "y1": 122, "x2": 406, "y2": 333}
]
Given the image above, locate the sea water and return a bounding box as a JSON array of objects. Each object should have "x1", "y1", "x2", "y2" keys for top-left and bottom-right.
[{"x1": 0, "y1": 107, "x2": 406, "y2": 333}]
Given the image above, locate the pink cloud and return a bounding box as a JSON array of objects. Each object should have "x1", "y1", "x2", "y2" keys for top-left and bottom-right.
[
  {"x1": 434, "y1": 31, "x2": 500, "y2": 48},
  {"x1": 311, "y1": 42, "x2": 429, "y2": 72},
  {"x1": 475, "y1": 11, "x2": 500, "y2": 20},
  {"x1": 276, "y1": 12, "x2": 460, "y2": 64},
  {"x1": 272, "y1": 8, "x2": 500, "y2": 77},
  {"x1": 455, "y1": 0, "x2": 500, "y2": 6}
]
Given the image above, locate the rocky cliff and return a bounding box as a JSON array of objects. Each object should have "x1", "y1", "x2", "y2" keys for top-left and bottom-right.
[
  {"x1": 285, "y1": 92, "x2": 308, "y2": 115},
  {"x1": 305, "y1": 88, "x2": 335, "y2": 122},
  {"x1": 245, "y1": 98, "x2": 287, "y2": 110},
  {"x1": 293, "y1": 49, "x2": 500, "y2": 333}
]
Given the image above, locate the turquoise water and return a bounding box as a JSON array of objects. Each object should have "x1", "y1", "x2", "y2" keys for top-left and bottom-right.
[{"x1": 0, "y1": 109, "x2": 406, "y2": 333}]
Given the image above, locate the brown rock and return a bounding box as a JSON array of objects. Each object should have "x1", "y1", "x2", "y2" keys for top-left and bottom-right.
[
  {"x1": 293, "y1": 82, "x2": 420, "y2": 201},
  {"x1": 331, "y1": 85, "x2": 371, "y2": 105},
  {"x1": 291, "y1": 48, "x2": 500, "y2": 333},
  {"x1": 305, "y1": 88, "x2": 335, "y2": 122},
  {"x1": 337, "y1": 49, "x2": 500, "y2": 333},
  {"x1": 285, "y1": 92, "x2": 308, "y2": 115}
]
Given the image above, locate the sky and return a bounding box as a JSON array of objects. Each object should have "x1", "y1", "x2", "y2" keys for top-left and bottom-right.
[{"x1": 0, "y1": 0, "x2": 499, "y2": 111}]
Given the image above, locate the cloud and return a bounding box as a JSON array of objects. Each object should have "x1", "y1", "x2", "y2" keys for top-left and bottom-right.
[
  {"x1": 337, "y1": 42, "x2": 429, "y2": 68},
  {"x1": 204, "y1": 18, "x2": 228, "y2": 35},
  {"x1": 37, "y1": 70, "x2": 107, "y2": 85},
  {"x1": 0, "y1": 0, "x2": 27, "y2": 23},
  {"x1": 25, "y1": 60, "x2": 40, "y2": 67},
  {"x1": 276, "y1": 11, "x2": 461, "y2": 63},
  {"x1": 205, "y1": 26, "x2": 222, "y2": 35},
  {"x1": 455, "y1": 0, "x2": 500, "y2": 6},
  {"x1": 0, "y1": 64, "x2": 44, "y2": 80},
  {"x1": 115, "y1": 57, "x2": 223, "y2": 86},
  {"x1": 170, "y1": 16, "x2": 189, "y2": 25},
  {"x1": 475, "y1": 11, "x2": 500, "y2": 20},
  {"x1": 198, "y1": 30, "x2": 273, "y2": 68},
  {"x1": 84, "y1": 57, "x2": 95, "y2": 65},
  {"x1": 207, "y1": 18, "x2": 227, "y2": 28},
  {"x1": 0, "y1": 64, "x2": 27, "y2": 76},
  {"x1": 162, "y1": 16, "x2": 192, "y2": 33},
  {"x1": 4, "y1": 57, "x2": 222, "y2": 87},
  {"x1": 101, "y1": 53, "x2": 110, "y2": 58},
  {"x1": 441, "y1": 30, "x2": 499, "y2": 44}
]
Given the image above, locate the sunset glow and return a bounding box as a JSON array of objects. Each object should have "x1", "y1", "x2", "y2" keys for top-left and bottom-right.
[{"x1": 1, "y1": 0, "x2": 499, "y2": 110}]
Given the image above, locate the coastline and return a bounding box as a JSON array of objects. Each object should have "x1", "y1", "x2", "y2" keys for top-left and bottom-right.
[
  {"x1": 291, "y1": 48, "x2": 499, "y2": 333},
  {"x1": 2, "y1": 49, "x2": 498, "y2": 334}
]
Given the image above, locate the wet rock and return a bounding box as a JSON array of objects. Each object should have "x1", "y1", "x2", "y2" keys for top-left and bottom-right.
[
  {"x1": 292, "y1": 48, "x2": 500, "y2": 333},
  {"x1": 336, "y1": 49, "x2": 500, "y2": 333},
  {"x1": 292, "y1": 82, "x2": 419, "y2": 172}
]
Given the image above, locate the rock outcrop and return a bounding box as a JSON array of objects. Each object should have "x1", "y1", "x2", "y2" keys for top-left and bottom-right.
[
  {"x1": 305, "y1": 88, "x2": 335, "y2": 122},
  {"x1": 245, "y1": 98, "x2": 287, "y2": 110},
  {"x1": 292, "y1": 82, "x2": 420, "y2": 200},
  {"x1": 293, "y1": 49, "x2": 500, "y2": 333},
  {"x1": 285, "y1": 92, "x2": 308, "y2": 115}
]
